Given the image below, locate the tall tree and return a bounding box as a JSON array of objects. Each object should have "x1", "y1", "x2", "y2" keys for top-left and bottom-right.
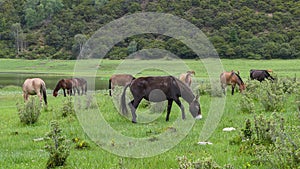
[
  {"x1": 24, "y1": 0, "x2": 64, "y2": 28},
  {"x1": 74, "y1": 34, "x2": 87, "y2": 54},
  {"x1": 11, "y1": 23, "x2": 24, "y2": 55}
]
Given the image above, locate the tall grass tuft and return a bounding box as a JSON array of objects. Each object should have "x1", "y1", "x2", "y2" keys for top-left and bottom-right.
[{"x1": 17, "y1": 97, "x2": 41, "y2": 124}]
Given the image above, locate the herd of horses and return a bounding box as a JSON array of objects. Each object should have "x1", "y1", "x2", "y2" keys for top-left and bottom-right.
[
  {"x1": 22, "y1": 69, "x2": 274, "y2": 123},
  {"x1": 22, "y1": 77, "x2": 87, "y2": 106}
]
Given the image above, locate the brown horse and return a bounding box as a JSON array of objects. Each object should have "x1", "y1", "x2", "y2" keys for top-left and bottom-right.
[
  {"x1": 250, "y1": 69, "x2": 274, "y2": 82},
  {"x1": 72, "y1": 78, "x2": 87, "y2": 95},
  {"x1": 179, "y1": 70, "x2": 195, "y2": 87},
  {"x1": 22, "y1": 78, "x2": 47, "y2": 105},
  {"x1": 121, "y1": 76, "x2": 202, "y2": 123},
  {"x1": 109, "y1": 74, "x2": 135, "y2": 96},
  {"x1": 53, "y1": 79, "x2": 75, "y2": 97},
  {"x1": 220, "y1": 71, "x2": 245, "y2": 95}
]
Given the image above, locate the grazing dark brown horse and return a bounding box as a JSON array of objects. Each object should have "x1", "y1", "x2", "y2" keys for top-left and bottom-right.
[
  {"x1": 179, "y1": 70, "x2": 195, "y2": 87},
  {"x1": 250, "y1": 69, "x2": 274, "y2": 82},
  {"x1": 22, "y1": 78, "x2": 47, "y2": 105},
  {"x1": 53, "y1": 79, "x2": 75, "y2": 97},
  {"x1": 220, "y1": 71, "x2": 246, "y2": 95},
  {"x1": 72, "y1": 78, "x2": 87, "y2": 95},
  {"x1": 121, "y1": 76, "x2": 202, "y2": 123},
  {"x1": 109, "y1": 74, "x2": 135, "y2": 96}
]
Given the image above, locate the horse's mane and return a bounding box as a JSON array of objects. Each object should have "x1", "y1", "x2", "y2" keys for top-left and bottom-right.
[
  {"x1": 54, "y1": 79, "x2": 63, "y2": 92},
  {"x1": 173, "y1": 77, "x2": 195, "y2": 103},
  {"x1": 234, "y1": 72, "x2": 244, "y2": 84},
  {"x1": 184, "y1": 73, "x2": 192, "y2": 84}
]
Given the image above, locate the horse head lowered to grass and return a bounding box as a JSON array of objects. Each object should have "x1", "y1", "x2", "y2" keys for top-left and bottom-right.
[
  {"x1": 120, "y1": 76, "x2": 202, "y2": 123},
  {"x1": 22, "y1": 78, "x2": 47, "y2": 105},
  {"x1": 109, "y1": 74, "x2": 135, "y2": 96},
  {"x1": 53, "y1": 78, "x2": 87, "y2": 97}
]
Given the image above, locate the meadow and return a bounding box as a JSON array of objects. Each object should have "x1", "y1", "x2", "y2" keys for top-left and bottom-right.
[{"x1": 0, "y1": 58, "x2": 299, "y2": 169}]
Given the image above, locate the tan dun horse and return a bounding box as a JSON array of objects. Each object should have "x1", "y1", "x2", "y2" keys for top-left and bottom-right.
[
  {"x1": 121, "y1": 76, "x2": 202, "y2": 123},
  {"x1": 220, "y1": 71, "x2": 246, "y2": 95},
  {"x1": 109, "y1": 74, "x2": 135, "y2": 96},
  {"x1": 22, "y1": 78, "x2": 47, "y2": 105},
  {"x1": 53, "y1": 79, "x2": 75, "y2": 97},
  {"x1": 179, "y1": 70, "x2": 195, "y2": 87}
]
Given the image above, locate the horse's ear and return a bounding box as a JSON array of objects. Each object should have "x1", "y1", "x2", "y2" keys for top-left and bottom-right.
[
  {"x1": 195, "y1": 95, "x2": 199, "y2": 100},
  {"x1": 237, "y1": 70, "x2": 240, "y2": 75}
]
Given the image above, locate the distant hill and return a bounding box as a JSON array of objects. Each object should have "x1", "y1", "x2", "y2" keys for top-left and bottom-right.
[{"x1": 0, "y1": 0, "x2": 299, "y2": 59}]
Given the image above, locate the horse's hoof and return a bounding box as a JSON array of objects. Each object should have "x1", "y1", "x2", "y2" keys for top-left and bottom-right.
[{"x1": 132, "y1": 120, "x2": 137, "y2": 124}]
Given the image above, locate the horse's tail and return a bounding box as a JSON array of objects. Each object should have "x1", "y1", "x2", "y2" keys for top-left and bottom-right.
[
  {"x1": 41, "y1": 83, "x2": 47, "y2": 105},
  {"x1": 120, "y1": 83, "x2": 130, "y2": 115},
  {"x1": 109, "y1": 78, "x2": 112, "y2": 96}
]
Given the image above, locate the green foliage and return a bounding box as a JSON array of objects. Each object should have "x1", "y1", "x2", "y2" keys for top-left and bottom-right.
[
  {"x1": 0, "y1": 0, "x2": 299, "y2": 59},
  {"x1": 17, "y1": 97, "x2": 41, "y2": 125},
  {"x1": 177, "y1": 155, "x2": 234, "y2": 169},
  {"x1": 240, "y1": 78, "x2": 299, "y2": 113},
  {"x1": 61, "y1": 96, "x2": 75, "y2": 117},
  {"x1": 44, "y1": 120, "x2": 70, "y2": 168},
  {"x1": 235, "y1": 113, "x2": 300, "y2": 168}
]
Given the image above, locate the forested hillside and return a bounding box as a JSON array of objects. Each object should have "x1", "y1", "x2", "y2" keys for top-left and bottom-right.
[{"x1": 0, "y1": 0, "x2": 299, "y2": 59}]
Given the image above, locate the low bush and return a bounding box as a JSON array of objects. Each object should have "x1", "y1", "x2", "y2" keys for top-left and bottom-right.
[
  {"x1": 17, "y1": 97, "x2": 41, "y2": 124},
  {"x1": 44, "y1": 120, "x2": 70, "y2": 168}
]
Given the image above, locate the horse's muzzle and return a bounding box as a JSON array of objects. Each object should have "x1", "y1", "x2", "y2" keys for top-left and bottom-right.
[{"x1": 195, "y1": 114, "x2": 202, "y2": 120}]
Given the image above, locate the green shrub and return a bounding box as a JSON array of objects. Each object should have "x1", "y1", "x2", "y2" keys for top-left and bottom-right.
[
  {"x1": 177, "y1": 155, "x2": 234, "y2": 169},
  {"x1": 236, "y1": 113, "x2": 300, "y2": 168},
  {"x1": 44, "y1": 120, "x2": 70, "y2": 168},
  {"x1": 239, "y1": 93, "x2": 255, "y2": 114},
  {"x1": 259, "y1": 80, "x2": 285, "y2": 112},
  {"x1": 17, "y1": 98, "x2": 41, "y2": 124},
  {"x1": 61, "y1": 96, "x2": 75, "y2": 117}
]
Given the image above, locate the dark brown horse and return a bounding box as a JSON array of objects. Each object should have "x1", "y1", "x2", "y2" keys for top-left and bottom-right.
[
  {"x1": 179, "y1": 70, "x2": 195, "y2": 87},
  {"x1": 72, "y1": 78, "x2": 87, "y2": 95},
  {"x1": 53, "y1": 79, "x2": 75, "y2": 97},
  {"x1": 109, "y1": 74, "x2": 135, "y2": 96},
  {"x1": 250, "y1": 69, "x2": 274, "y2": 82},
  {"x1": 22, "y1": 78, "x2": 47, "y2": 105},
  {"x1": 121, "y1": 76, "x2": 202, "y2": 123},
  {"x1": 220, "y1": 71, "x2": 246, "y2": 95}
]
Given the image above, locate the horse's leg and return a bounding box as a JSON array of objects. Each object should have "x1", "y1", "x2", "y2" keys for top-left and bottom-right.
[
  {"x1": 221, "y1": 83, "x2": 226, "y2": 95},
  {"x1": 23, "y1": 92, "x2": 28, "y2": 101},
  {"x1": 63, "y1": 89, "x2": 66, "y2": 97},
  {"x1": 231, "y1": 84, "x2": 235, "y2": 95},
  {"x1": 37, "y1": 91, "x2": 43, "y2": 104},
  {"x1": 174, "y1": 98, "x2": 185, "y2": 119},
  {"x1": 128, "y1": 98, "x2": 142, "y2": 123},
  {"x1": 166, "y1": 99, "x2": 173, "y2": 121}
]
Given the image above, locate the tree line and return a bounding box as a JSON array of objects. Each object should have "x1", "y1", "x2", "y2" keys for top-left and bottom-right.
[{"x1": 0, "y1": 0, "x2": 299, "y2": 59}]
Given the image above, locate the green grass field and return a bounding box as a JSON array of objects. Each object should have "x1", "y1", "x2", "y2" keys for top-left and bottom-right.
[{"x1": 0, "y1": 59, "x2": 299, "y2": 168}]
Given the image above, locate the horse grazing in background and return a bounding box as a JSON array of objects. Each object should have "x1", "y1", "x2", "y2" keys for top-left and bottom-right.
[
  {"x1": 121, "y1": 76, "x2": 202, "y2": 123},
  {"x1": 72, "y1": 78, "x2": 87, "y2": 95},
  {"x1": 22, "y1": 78, "x2": 47, "y2": 105},
  {"x1": 220, "y1": 71, "x2": 246, "y2": 95},
  {"x1": 179, "y1": 70, "x2": 195, "y2": 87},
  {"x1": 53, "y1": 79, "x2": 75, "y2": 97},
  {"x1": 109, "y1": 74, "x2": 135, "y2": 96},
  {"x1": 250, "y1": 69, "x2": 274, "y2": 82}
]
